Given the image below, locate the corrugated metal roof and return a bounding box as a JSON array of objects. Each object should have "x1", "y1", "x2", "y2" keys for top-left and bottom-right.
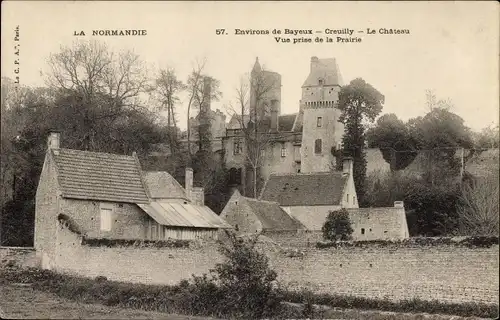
[{"x1": 137, "y1": 202, "x2": 231, "y2": 229}]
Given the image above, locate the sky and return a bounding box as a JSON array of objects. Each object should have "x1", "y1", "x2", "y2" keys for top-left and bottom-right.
[{"x1": 1, "y1": 1, "x2": 499, "y2": 132}]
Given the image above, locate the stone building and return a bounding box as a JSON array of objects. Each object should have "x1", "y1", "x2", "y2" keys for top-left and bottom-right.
[
  {"x1": 218, "y1": 56, "x2": 345, "y2": 196},
  {"x1": 259, "y1": 157, "x2": 359, "y2": 230},
  {"x1": 35, "y1": 132, "x2": 230, "y2": 269},
  {"x1": 220, "y1": 189, "x2": 305, "y2": 235}
]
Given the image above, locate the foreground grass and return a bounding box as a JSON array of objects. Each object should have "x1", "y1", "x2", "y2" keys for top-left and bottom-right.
[
  {"x1": 1, "y1": 266, "x2": 498, "y2": 319},
  {"x1": 0, "y1": 283, "x2": 218, "y2": 320}
]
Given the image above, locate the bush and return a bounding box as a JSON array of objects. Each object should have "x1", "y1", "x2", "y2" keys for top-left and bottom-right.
[{"x1": 322, "y1": 209, "x2": 354, "y2": 241}]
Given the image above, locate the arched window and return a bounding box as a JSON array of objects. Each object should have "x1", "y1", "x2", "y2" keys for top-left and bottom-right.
[{"x1": 314, "y1": 139, "x2": 322, "y2": 154}]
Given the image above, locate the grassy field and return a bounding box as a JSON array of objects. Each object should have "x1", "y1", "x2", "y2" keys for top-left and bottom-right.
[
  {"x1": 0, "y1": 283, "x2": 489, "y2": 320},
  {"x1": 0, "y1": 284, "x2": 217, "y2": 320}
]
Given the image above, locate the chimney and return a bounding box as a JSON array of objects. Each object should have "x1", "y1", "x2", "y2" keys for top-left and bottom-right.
[
  {"x1": 185, "y1": 167, "x2": 193, "y2": 201},
  {"x1": 342, "y1": 156, "x2": 353, "y2": 176},
  {"x1": 270, "y1": 99, "x2": 279, "y2": 131},
  {"x1": 310, "y1": 56, "x2": 319, "y2": 72},
  {"x1": 47, "y1": 131, "x2": 60, "y2": 150},
  {"x1": 394, "y1": 201, "x2": 404, "y2": 208},
  {"x1": 202, "y1": 77, "x2": 212, "y2": 112}
]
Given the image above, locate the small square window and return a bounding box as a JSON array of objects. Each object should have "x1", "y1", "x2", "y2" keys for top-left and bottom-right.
[
  {"x1": 318, "y1": 79, "x2": 324, "y2": 86},
  {"x1": 281, "y1": 147, "x2": 287, "y2": 157},
  {"x1": 317, "y1": 117, "x2": 323, "y2": 127}
]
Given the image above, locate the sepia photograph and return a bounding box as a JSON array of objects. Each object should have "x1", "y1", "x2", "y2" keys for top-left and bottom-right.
[{"x1": 1, "y1": 1, "x2": 499, "y2": 319}]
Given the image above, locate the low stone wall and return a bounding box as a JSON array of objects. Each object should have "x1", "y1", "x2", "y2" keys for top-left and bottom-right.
[
  {"x1": 48, "y1": 224, "x2": 500, "y2": 305},
  {"x1": 0, "y1": 246, "x2": 40, "y2": 268}
]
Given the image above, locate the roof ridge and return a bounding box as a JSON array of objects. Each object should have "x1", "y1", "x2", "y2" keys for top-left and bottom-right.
[
  {"x1": 58, "y1": 148, "x2": 136, "y2": 159},
  {"x1": 269, "y1": 171, "x2": 343, "y2": 177},
  {"x1": 243, "y1": 196, "x2": 281, "y2": 206}
]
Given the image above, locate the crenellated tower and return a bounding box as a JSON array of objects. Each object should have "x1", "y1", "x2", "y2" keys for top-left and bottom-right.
[{"x1": 300, "y1": 56, "x2": 345, "y2": 173}]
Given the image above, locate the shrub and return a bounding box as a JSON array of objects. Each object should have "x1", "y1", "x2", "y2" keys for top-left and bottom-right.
[
  {"x1": 322, "y1": 209, "x2": 354, "y2": 241},
  {"x1": 202, "y1": 231, "x2": 283, "y2": 319}
]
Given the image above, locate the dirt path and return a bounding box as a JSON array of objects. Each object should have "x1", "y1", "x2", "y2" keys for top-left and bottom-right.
[{"x1": 0, "y1": 283, "x2": 216, "y2": 320}]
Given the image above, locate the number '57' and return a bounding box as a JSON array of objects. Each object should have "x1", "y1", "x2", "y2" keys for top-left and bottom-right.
[{"x1": 216, "y1": 29, "x2": 226, "y2": 35}]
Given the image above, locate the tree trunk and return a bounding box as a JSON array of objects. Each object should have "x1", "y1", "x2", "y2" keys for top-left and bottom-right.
[{"x1": 253, "y1": 166, "x2": 257, "y2": 198}]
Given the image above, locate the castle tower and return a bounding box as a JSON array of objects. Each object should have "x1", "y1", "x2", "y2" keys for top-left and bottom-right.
[
  {"x1": 249, "y1": 57, "x2": 282, "y2": 122},
  {"x1": 300, "y1": 56, "x2": 345, "y2": 173}
]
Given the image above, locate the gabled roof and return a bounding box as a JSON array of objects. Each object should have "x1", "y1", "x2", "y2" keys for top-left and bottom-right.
[
  {"x1": 260, "y1": 172, "x2": 347, "y2": 206},
  {"x1": 51, "y1": 148, "x2": 149, "y2": 203},
  {"x1": 278, "y1": 114, "x2": 297, "y2": 132},
  {"x1": 137, "y1": 201, "x2": 231, "y2": 229},
  {"x1": 244, "y1": 197, "x2": 305, "y2": 231},
  {"x1": 302, "y1": 58, "x2": 343, "y2": 87},
  {"x1": 143, "y1": 171, "x2": 186, "y2": 200}
]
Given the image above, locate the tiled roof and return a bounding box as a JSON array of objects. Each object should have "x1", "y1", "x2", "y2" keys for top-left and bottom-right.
[
  {"x1": 244, "y1": 197, "x2": 305, "y2": 231},
  {"x1": 303, "y1": 58, "x2": 343, "y2": 87},
  {"x1": 278, "y1": 114, "x2": 297, "y2": 132},
  {"x1": 51, "y1": 148, "x2": 149, "y2": 203},
  {"x1": 260, "y1": 172, "x2": 347, "y2": 206},
  {"x1": 143, "y1": 171, "x2": 186, "y2": 200},
  {"x1": 137, "y1": 202, "x2": 231, "y2": 229}
]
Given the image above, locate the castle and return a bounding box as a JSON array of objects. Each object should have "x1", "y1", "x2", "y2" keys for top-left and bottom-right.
[{"x1": 190, "y1": 56, "x2": 346, "y2": 196}]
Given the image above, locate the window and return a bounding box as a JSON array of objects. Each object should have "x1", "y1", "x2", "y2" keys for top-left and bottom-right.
[
  {"x1": 318, "y1": 79, "x2": 324, "y2": 86},
  {"x1": 346, "y1": 193, "x2": 349, "y2": 203},
  {"x1": 314, "y1": 139, "x2": 322, "y2": 154},
  {"x1": 317, "y1": 117, "x2": 323, "y2": 127},
  {"x1": 100, "y1": 206, "x2": 113, "y2": 231},
  {"x1": 281, "y1": 147, "x2": 287, "y2": 157},
  {"x1": 353, "y1": 196, "x2": 356, "y2": 204},
  {"x1": 361, "y1": 228, "x2": 365, "y2": 235},
  {"x1": 233, "y1": 139, "x2": 242, "y2": 155}
]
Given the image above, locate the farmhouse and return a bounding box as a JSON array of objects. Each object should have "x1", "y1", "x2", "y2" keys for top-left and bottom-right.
[
  {"x1": 259, "y1": 157, "x2": 358, "y2": 230},
  {"x1": 220, "y1": 189, "x2": 305, "y2": 235},
  {"x1": 258, "y1": 156, "x2": 409, "y2": 240},
  {"x1": 35, "y1": 131, "x2": 230, "y2": 268}
]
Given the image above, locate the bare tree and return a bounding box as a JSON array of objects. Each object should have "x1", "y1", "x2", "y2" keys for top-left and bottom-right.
[
  {"x1": 46, "y1": 40, "x2": 152, "y2": 107},
  {"x1": 458, "y1": 174, "x2": 499, "y2": 236},
  {"x1": 185, "y1": 59, "x2": 207, "y2": 162},
  {"x1": 226, "y1": 68, "x2": 279, "y2": 197},
  {"x1": 152, "y1": 67, "x2": 186, "y2": 153},
  {"x1": 45, "y1": 40, "x2": 153, "y2": 150}
]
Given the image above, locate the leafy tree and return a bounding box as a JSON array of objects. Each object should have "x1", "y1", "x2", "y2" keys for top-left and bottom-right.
[
  {"x1": 322, "y1": 209, "x2": 354, "y2": 241},
  {"x1": 338, "y1": 78, "x2": 384, "y2": 205},
  {"x1": 365, "y1": 113, "x2": 418, "y2": 170},
  {"x1": 474, "y1": 124, "x2": 499, "y2": 149}
]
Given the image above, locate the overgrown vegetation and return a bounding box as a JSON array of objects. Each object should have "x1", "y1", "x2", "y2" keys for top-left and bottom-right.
[
  {"x1": 1, "y1": 262, "x2": 498, "y2": 319},
  {"x1": 321, "y1": 209, "x2": 354, "y2": 241},
  {"x1": 316, "y1": 235, "x2": 499, "y2": 249}
]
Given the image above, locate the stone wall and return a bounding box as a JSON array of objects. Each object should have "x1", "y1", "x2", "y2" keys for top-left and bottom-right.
[
  {"x1": 0, "y1": 247, "x2": 40, "y2": 268},
  {"x1": 267, "y1": 243, "x2": 499, "y2": 305},
  {"x1": 51, "y1": 223, "x2": 499, "y2": 305}
]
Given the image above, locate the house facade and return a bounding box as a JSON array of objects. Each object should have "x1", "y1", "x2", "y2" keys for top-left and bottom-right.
[
  {"x1": 220, "y1": 189, "x2": 305, "y2": 235},
  {"x1": 259, "y1": 157, "x2": 358, "y2": 231},
  {"x1": 35, "y1": 132, "x2": 230, "y2": 268}
]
